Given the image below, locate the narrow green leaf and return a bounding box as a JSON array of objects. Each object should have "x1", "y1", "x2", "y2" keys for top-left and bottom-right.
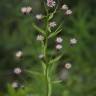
[
  {"x1": 41, "y1": 61, "x2": 46, "y2": 75},
  {"x1": 32, "y1": 23, "x2": 45, "y2": 35},
  {"x1": 49, "y1": 54, "x2": 63, "y2": 64},
  {"x1": 48, "y1": 24, "x2": 62, "y2": 38},
  {"x1": 48, "y1": 29, "x2": 62, "y2": 38},
  {"x1": 48, "y1": 6, "x2": 58, "y2": 21},
  {"x1": 25, "y1": 70, "x2": 41, "y2": 76},
  {"x1": 52, "y1": 80, "x2": 62, "y2": 84}
]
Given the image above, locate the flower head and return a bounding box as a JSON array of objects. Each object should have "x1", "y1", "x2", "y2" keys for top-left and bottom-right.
[
  {"x1": 36, "y1": 14, "x2": 43, "y2": 20},
  {"x1": 65, "y1": 62, "x2": 72, "y2": 69},
  {"x1": 70, "y1": 38, "x2": 77, "y2": 44},
  {"x1": 21, "y1": 7, "x2": 27, "y2": 14},
  {"x1": 15, "y1": 51, "x2": 23, "y2": 58},
  {"x1": 38, "y1": 54, "x2": 44, "y2": 59},
  {"x1": 56, "y1": 44, "x2": 62, "y2": 50},
  {"x1": 61, "y1": 4, "x2": 68, "y2": 10},
  {"x1": 49, "y1": 21, "x2": 57, "y2": 28},
  {"x1": 65, "y1": 9, "x2": 72, "y2": 15},
  {"x1": 26, "y1": 6, "x2": 32, "y2": 13},
  {"x1": 37, "y1": 35, "x2": 44, "y2": 41},
  {"x1": 47, "y1": 0, "x2": 56, "y2": 7},
  {"x1": 21, "y1": 6, "x2": 32, "y2": 14},
  {"x1": 14, "y1": 67, "x2": 22, "y2": 75},
  {"x1": 56, "y1": 37, "x2": 63, "y2": 43},
  {"x1": 12, "y1": 82, "x2": 18, "y2": 88}
]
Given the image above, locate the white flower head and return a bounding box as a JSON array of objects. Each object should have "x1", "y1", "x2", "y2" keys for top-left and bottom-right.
[
  {"x1": 12, "y1": 82, "x2": 18, "y2": 88},
  {"x1": 56, "y1": 44, "x2": 62, "y2": 50},
  {"x1": 61, "y1": 4, "x2": 68, "y2": 10},
  {"x1": 14, "y1": 67, "x2": 22, "y2": 75},
  {"x1": 65, "y1": 9, "x2": 72, "y2": 15},
  {"x1": 37, "y1": 35, "x2": 44, "y2": 41},
  {"x1": 26, "y1": 6, "x2": 32, "y2": 13},
  {"x1": 15, "y1": 51, "x2": 23, "y2": 58},
  {"x1": 21, "y1": 6, "x2": 32, "y2": 14},
  {"x1": 38, "y1": 54, "x2": 44, "y2": 59},
  {"x1": 56, "y1": 37, "x2": 63, "y2": 43},
  {"x1": 49, "y1": 21, "x2": 57, "y2": 28},
  {"x1": 70, "y1": 38, "x2": 77, "y2": 44},
  {"x1": 36, "y1": 14, "x2": 43, "y2": 20},
  {"x1": 47, "y1": 0, "x2": 56, "y2": 7},
  {"x1": 65, "y1": 62, "x2": 72, "y2": 69},
  {"x1": 21, "y1": 7, "x2": 27, "y2": 14}
]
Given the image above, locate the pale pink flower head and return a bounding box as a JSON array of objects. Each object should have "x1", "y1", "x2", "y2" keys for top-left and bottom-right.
[
  {"x1": 56, "y1": 37, "x2": 63, "y2": 43},
  {"x1": 21, "y1": 6, "x2": 32, "y2": 14},
  {"x1": 36, "y1": 14, "x2": 43, "y2": 20},
  {"x1": 12, "y1": 82, "x2": 18, "y2": 88},
  {"x1": 61, "y1": 4, "x2": 68, "y2": 10},
  {"x1": 65, "y1": 9, "x2": 72, "y2": 15},
  {"x1": 14, "y1": 67, "x2": 22, "y2": 75},
  {"x1": 37, "y1": 35, "x2": 44, "y2": 41},
  {"x1": 65, "y1": 62, "x2": 72, "y2": 69},
  {"x1": 47, "y1": 0, "x2": 56, "y2": 7},
  {"x1": 70, "y1": 38, "x2": 77, "y2": 44},
  {"x1": 56, "y1": 44, "x2": 62, "y2": 50},
  {"x1": 49, "y1": 21, "x2": 57, "y2": 28}
]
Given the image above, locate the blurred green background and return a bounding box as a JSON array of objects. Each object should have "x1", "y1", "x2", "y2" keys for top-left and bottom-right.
[{"x1": 0, "y1": 0, "x2": 96, "y2": 96}]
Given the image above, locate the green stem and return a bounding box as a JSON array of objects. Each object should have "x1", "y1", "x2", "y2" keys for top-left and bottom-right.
[{"x1": 43, "y1": 14, "x2": 52, "y2": 96}]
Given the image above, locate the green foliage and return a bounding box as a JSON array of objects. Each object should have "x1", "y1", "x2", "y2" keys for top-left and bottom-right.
[{"x1": 0, "y1": 0, "x2": 96, "y2": 96}]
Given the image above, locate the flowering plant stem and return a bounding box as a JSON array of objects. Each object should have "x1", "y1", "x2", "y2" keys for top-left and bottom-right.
[{"x1": 43, "y1": 14, "x2": 52, "y2": 96}]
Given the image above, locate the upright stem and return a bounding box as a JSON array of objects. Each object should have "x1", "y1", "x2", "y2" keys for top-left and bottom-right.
[{"x1": 43, "y1": 15, "x2": 52, "y2": 96}]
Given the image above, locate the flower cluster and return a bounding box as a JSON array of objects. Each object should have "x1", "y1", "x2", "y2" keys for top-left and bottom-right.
[
  {"x1": 61, "y1": 4, "x2": 72, "y2": 15},
  {"x1": 21, "y1": 6, "x2": 32, "y2": 14},
  {"x1": 56, "y1": 37, "x2": 63, "y2": 50},
  {"x1": 14, "y1": 0, "x2": 78, "y2": 95},
  {"x1": 11, "y1": 51, "x2": 23, "y2": 88}
]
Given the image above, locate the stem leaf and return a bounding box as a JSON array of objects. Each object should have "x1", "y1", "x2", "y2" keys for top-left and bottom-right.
[
  {"x1": 48, "y1": 6, "x2": 58, "y2": 21},
  {"x1": 41, "y1": 61, "x2": 46, "y2": 75},
  {"x1": 49, "y1": 54, "x2": 63, "y2": 64},
  {"x1": 32, "y1": 23, "x2": 45, "y2": 35},
  {"x1": 25, "y1": 70, "x2": 41, "y2": 76},
  {"x1": 52, "y1": 80, "x2": 62, "y2": 84},
  {"x1": 48, "y1": 24, "x2": 62, "y2": 38}
]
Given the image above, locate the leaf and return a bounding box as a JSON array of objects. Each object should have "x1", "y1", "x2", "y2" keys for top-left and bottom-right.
[
  {"x1": 47, "y1": 26, "x2": 51, "y2": 32},
  {"x1": 48, "y1": 6, "x2": 58, "y2": 21},
  {"x1": 52, "y1": 80, "x2": 62, "y2": 84},
  {"x1": 25, "y1": 70, "x2": 41, "y2": 76},
  {"x1": 48, "y1": 29, "x2": 62, "y2": 38},
  {"x1": 7, "y1": 85, "x2": 17, "y2": 96},
  {"x1": 41, "y1": 61, "x2": 46, "y2": 75},
  {"x1": 48, "y1": 24, "x2": 62, "y2": 38},
  {"x1": 49, "y1": 54, "x2": 63, "y2": 64},
  {"x1": 32, "y1": 23, "x2": 45, "y2": 35}
]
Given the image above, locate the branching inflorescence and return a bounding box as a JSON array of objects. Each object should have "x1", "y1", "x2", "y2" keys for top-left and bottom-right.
[{"x1": 11, "y1": 0, "x2": 77, "y2": 96}]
